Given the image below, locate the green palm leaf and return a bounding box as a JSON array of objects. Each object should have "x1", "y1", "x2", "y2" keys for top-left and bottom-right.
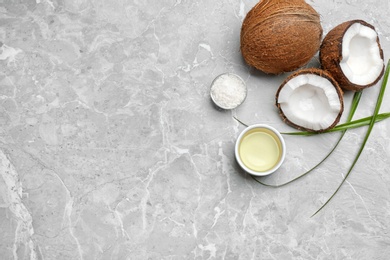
[{"x1": 312, "y1": 59, "x2": 390, "y2": 216}]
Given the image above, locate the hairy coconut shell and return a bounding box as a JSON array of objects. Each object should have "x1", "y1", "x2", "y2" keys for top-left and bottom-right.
[
  {"x1": 320, "y1": 20, "x2": 384, "y2": 91},
  {"x1": 276, "y1": 68, "x2": 344, "y2": 132},
  {"x1": 240, "y1": 0, "x2": 323, "y2": 74}
]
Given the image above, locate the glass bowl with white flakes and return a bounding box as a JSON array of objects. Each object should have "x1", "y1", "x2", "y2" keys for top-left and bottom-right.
[{"x1": 210, "y1": 73, "x2": 247, "y2": 110}]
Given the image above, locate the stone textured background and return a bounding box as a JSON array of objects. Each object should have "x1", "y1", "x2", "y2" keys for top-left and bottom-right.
[{"x1": 0, "y1": 0, "x2": 389, "y2": 259}]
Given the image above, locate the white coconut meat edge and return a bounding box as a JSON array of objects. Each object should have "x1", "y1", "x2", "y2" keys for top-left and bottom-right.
[
  {"x1": 278, "y1": 74, "x2": 342, "y2": 131},
  {"x1": 340, "y1": 22, "x2": 383, "y2": 85}
]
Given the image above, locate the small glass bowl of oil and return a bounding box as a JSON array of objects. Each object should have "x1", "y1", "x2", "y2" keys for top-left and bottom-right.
[{"x1": 235, "y1": 124, "x2": 286, "y2": 176}]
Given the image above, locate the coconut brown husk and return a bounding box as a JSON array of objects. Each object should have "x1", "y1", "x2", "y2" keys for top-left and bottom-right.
[
  {"x1": 320, "y1": 20, "x2": 384, "y2": 91},
  {"x1": 240, "y1": 0, "x2": 323, "y2": 74},
  {"x1": 275, "y1": 68, "x2": 344, "y2": 132}
]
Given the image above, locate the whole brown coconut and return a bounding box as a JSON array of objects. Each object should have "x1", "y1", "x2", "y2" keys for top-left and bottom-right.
[
  {"x1": 320, "y1": 20, "x2": 384, "y2": 91},
  {"x1": 240, "y1": 0, "x2": 323, "y2": 74}
]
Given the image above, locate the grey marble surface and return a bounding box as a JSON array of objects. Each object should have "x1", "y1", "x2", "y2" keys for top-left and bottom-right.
[{"x1": 0, "y1": 0, "x2": 389, "y2": 259}]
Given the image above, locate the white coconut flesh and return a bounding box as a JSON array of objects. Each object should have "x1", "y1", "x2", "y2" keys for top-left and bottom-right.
[
  {"x1": 340, "y1": 23, "x2": 383, "y2": 85},
  {"x1": 278, "y1": 74, "x2": 342, "y2": 131}
]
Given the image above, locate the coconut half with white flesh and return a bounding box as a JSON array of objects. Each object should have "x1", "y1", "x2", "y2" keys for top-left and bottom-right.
[
  {"x1": 320, "y1": 20, "x2": 384, "y2": 91},
  {"x1": 276, "y1": 69, "x2": 344, "y2": 132}
]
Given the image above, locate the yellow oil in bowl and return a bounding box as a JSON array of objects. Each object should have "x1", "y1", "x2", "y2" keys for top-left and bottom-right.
[{"x1": 235, "y1": 125, "x2": 285, "y2": 176}]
